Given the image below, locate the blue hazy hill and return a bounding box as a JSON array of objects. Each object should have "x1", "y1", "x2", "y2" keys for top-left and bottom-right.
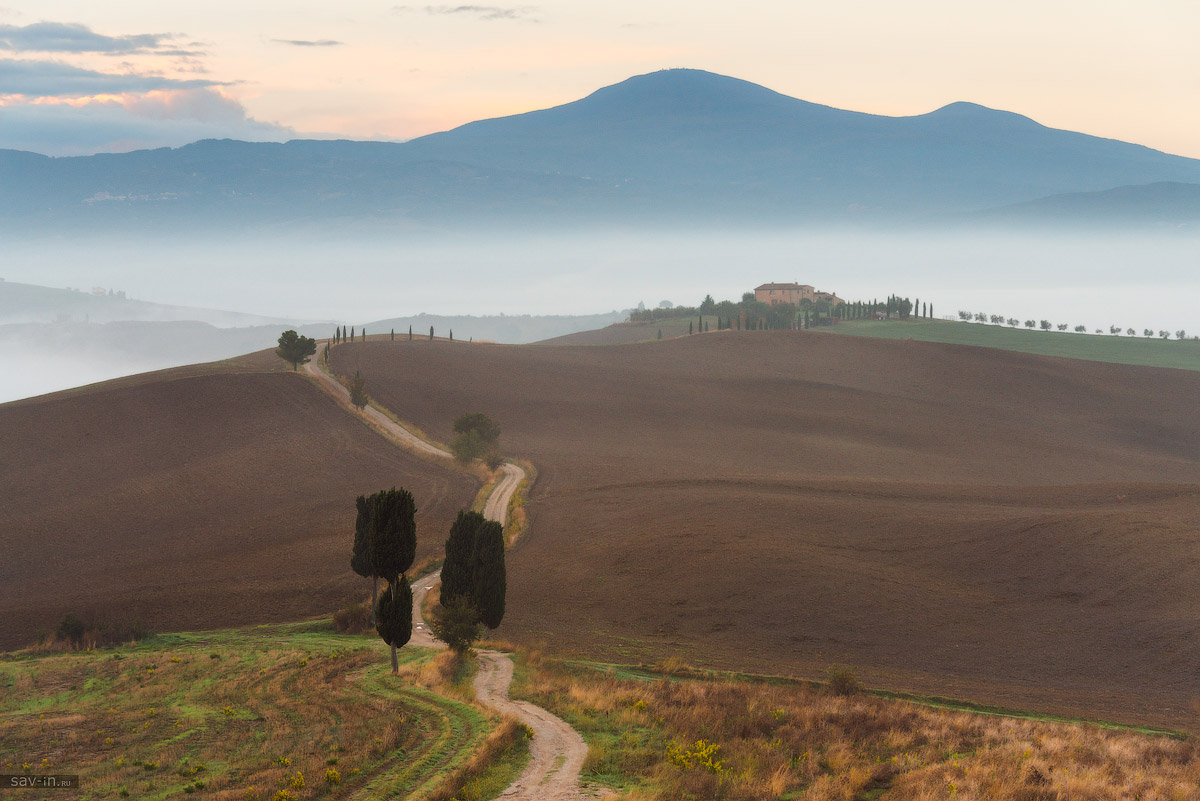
[{"x1": 3, "y1": 68, "x2": 1199, "y2": 229}]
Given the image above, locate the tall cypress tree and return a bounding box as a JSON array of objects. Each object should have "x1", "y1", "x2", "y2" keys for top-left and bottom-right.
[
  {"x1": 375, "y1": 580, "x2": 412, "y2": 670},
  {"x1": 442, "y1": 511, "x2": 483, "y2": 602},
  {"x1": 350, "y1": 495, "x2": 377, "y2": 622},
  {"x1": 429, "y1": 326, "x2": 434, "y2": 340},
  {"x1": 471, "y1": 520, "x2": 506, "y2": 629},
  {"x1": 409, "y1": 325, "x2": 413, "y2": 340},
  {"x1": 370, "y1": 488, "x2": 417, "y2": 585},
  {"x1": 391, "y1": 328, "x2": 395, "y2": 341},
  {"x1": 441, "y1": 511, "x2": 505, "y2": 631},
  {"x1": 369, "y1": 487, "x2": 417, "y2": 672}
]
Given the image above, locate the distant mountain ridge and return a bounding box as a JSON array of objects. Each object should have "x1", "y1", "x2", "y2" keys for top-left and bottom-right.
[{"x1": 3, "y1": 68, "x2": 1199, "y2": 229}]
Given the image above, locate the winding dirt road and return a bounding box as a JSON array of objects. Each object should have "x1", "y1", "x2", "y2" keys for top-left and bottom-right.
[{"x1": 303, "y1": 346, "x2": 593, "y2": 801}]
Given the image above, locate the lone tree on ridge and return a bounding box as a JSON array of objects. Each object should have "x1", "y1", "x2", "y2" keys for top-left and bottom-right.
[{"x1": 275, "y1": 330, "x2": 317, "y2": 370}]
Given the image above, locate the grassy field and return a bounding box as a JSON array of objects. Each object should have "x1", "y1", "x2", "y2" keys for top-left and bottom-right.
[
  {"x1": 825, "y1": 318, "x2": 1200, "y2": 372},
  {"x1": 0, "y1": 622, "x2": 527, "y2": 801},
  {"x1": 510, "y1": 652, "x2": 1200, "y2": 801}
]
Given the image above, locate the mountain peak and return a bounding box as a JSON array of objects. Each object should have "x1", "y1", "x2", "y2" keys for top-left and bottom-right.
[{"x1": 924, "y1": 101, "x2": 1041, "y2": 128}]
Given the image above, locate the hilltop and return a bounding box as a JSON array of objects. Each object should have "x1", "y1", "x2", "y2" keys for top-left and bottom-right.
[{"x1": 0, "y1": 353, "x2": 478, "y2": 650}]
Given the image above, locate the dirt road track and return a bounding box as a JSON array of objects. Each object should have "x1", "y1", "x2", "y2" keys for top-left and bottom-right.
[{"x1": 305, "y1": 345, "x2": 593, "y2": 800}]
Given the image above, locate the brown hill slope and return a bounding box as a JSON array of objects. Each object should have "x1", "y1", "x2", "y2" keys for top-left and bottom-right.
[
  {"x1": 0, "y1": 360, "x2": 478, "y2": 650},
  {"x1": 331, "y1": 332, "x2": 1200, "y2": 729}
]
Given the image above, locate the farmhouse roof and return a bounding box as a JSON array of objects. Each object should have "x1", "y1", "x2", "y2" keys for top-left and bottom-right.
[{"x1": 755, "y1": 282, "x2": 813, "y2": 290}]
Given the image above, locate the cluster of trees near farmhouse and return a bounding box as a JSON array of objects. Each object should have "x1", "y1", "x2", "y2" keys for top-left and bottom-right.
[
  {"x1": 630, "y1": 293, "x2": 930, "y2": 331},
  {"x1": 957, "y1": 311, "x2": 1193, "y2": 340},
  {"x1": 350, "y1": 487, "x2": 506, "y2": 672}
]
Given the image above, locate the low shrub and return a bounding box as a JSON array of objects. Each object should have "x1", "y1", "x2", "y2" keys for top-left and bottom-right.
[
  {"x1": 825, "y1": 664, "x2": 861, "y2": 696},
  {"x1": 332, "y1": 601, "x2": 371, "y2": 634}
]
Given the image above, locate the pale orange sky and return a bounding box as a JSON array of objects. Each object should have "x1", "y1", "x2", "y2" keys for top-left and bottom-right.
[{"x1": 2, "y1": 0, "x2": 1198, "y2": 157}]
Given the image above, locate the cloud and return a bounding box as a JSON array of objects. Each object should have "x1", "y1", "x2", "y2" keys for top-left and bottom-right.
[
  {"x1": 394, "y1": 5, "x2": 538, "y2": 21},
  {"x1": 271, "y1": 38, "x2": 343, "y2": 47},
  {"x1": 0, "y1": 88, "x2": 295, "y2": 156},
  {"x1": 0, "y1": 21, "x2": 197, "y2": 55},
  {"x1": 0, "y1": 58, "x2": 222, "y2": 98}
]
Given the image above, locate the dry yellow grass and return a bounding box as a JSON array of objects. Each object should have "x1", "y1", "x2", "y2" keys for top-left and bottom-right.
[{"x1": 511, "y1": 655, "x2": 1200, "y2": 800}]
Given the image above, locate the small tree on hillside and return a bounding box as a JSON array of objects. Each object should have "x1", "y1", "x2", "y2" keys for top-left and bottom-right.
[
  {"x1": 428, "y1": 596, "x2": 482, "y2": 653},
  {"x1": 450, "y1": 413, "x2": 501, "y2": 465},
  {"x1": 348, "y1": 370, "x2": 369, "y2": 410}
]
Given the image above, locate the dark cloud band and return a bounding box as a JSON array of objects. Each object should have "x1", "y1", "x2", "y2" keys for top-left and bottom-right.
[
  {"x1": 0, "y1": 58, "x2": 221, "y2": 97},
  {"x1": 0, "y1": 21, "x2": 189, "y2": 55}
]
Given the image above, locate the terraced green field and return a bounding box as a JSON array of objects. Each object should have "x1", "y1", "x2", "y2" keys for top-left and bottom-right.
[
  {"x1": 826, "y1": 318, "x2": 1200, "y2": 371},
  {"x1": 0, "y1": 622, "x2": 499, "y2": 801}
]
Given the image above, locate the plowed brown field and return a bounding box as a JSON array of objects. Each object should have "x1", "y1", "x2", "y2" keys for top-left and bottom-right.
[
  {"x1": 0, "y1": 357, "x2": 478, "y2": 650},
  {"x1": 331, "y1": 332, "x2": 1200, "y2": 730}
]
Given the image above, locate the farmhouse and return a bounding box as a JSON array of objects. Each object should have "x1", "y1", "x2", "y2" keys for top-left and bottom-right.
[{"x1": 754, "y1": 282, "x2": 844, "y2": 306}]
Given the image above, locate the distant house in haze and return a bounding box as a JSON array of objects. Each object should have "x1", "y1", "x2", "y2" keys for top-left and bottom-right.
[{"x1": 754, "y1": 282, "x2": 844, "y2": 306}]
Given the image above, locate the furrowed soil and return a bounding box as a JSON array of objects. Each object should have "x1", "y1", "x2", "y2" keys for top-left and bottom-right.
[
  {"x1": 331, "y1": 332, "x2": 1200, "y2": 731},
  {"x1": 0, "y1": 356, "x2": 478, "y2": 650}
]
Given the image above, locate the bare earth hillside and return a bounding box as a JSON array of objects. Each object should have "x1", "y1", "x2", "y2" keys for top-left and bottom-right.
[
  {"x1": 0, "y1": 360, "x2": 478, "y2": 650},
  {"x1": 331, "y1": 332, "x2": 1200, "y2": 730}
]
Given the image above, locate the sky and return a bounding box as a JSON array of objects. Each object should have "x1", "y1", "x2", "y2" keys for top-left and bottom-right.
[{"x1": 1, "y1": 1, "x2": 1198, "y2": 158}]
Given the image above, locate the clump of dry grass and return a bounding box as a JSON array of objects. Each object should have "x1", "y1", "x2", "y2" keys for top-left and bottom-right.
[{"x1": 511, "y1": 654, "x2": 1200, "y2": 801}]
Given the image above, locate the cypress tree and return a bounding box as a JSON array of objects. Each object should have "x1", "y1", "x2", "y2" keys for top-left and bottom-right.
[
  {"x1": 391, "y1": 328, "x2": 395, "y2": 341},
  {"x1": 350, "y1": 495, "x2": 376, "y2": 621},
  {"x1": 442, "y1": 511, "x2": 483, "y2": 602},
  {"x1": 429, "y1": 326, "x2": 434, "y2": 340},
  {"x1": 351, "y1": 326, "x2": 355, "y2": 342},
  {"x1": 450, "y1": 329, "x2": 453, "y2": 341},
  {"x1": 409, "y1": 325, "x2": 413, "y2": 340},
  {"x1": 471, "y1": 519, "x2": 506, "y2": 629},
  {"x1": 369, "y1": 487, "x2": 417, "y2": 672},
  {"x1": 375, "y1": 579, "x2": 412, "y2": 673},
  {"x1": 369, "y1": 488, "x2": 417, "y2": 585},
  {"x1": 688, "y1": 321, "x2": 693, "y2": 335}
]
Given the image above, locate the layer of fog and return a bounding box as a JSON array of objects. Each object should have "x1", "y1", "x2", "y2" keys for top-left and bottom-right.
[{"x1": 2, "y1": 227, "x2": 1195, "y2": 402}]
